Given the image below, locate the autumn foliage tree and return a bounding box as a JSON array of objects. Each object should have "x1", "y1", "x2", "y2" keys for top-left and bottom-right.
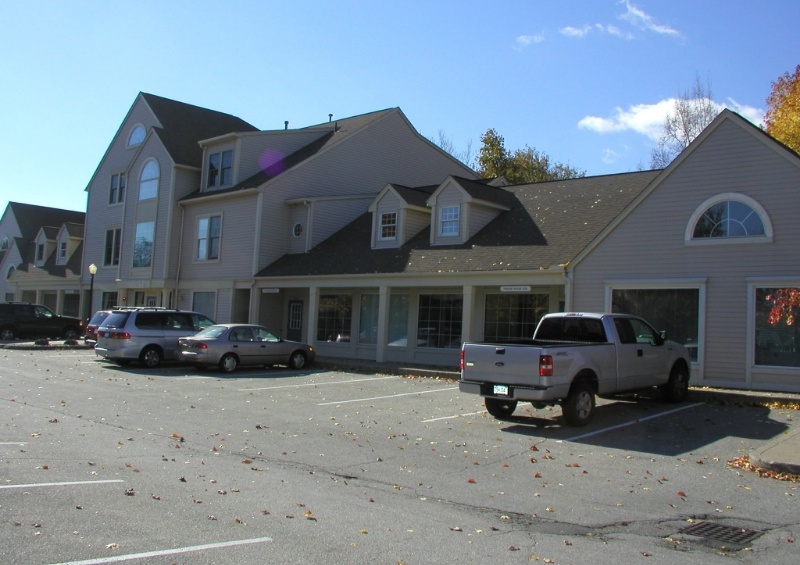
[
  {"x1": 766, "y1": 288, "x2": 800, "y2": 327},
  {"x1": 476, "y1": 128, "x2": 584, "y2": 184},
  {"x1": 764, "y1": 65, "x2": 800, "y2": 154}
]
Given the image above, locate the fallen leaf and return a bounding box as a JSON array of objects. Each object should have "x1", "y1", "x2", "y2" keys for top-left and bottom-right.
[{"x1": 467, "y1": 478, "x2": 477, "y2": 484}]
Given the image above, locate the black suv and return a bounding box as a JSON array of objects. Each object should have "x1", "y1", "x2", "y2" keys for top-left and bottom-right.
[{"x1": 0, "y1": 302, "x2": 85, "y2": 340}]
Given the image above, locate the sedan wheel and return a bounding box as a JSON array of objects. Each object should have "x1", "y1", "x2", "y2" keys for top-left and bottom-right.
[
  {"x1": 219, "y1": 353, "x2": 239, "y2": 373},
  {"x1": 289, "y1": 351, "x2": 307, "y2": 369}
]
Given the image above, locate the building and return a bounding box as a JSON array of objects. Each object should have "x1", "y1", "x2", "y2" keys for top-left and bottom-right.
[
  {"x1": 71, "y1": 94, "x2": 800, "y2": 392},
  {"x1": 0, "y1": 202, "x2": 85, "y2": 316},
  {"x1": 82, "y1": 93, "x2": 476, "y2": 325}
]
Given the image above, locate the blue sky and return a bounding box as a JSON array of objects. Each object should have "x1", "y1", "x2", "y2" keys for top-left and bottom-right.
[{"x1": 2, "y1": 0, "x2": 797, "y2": 212}]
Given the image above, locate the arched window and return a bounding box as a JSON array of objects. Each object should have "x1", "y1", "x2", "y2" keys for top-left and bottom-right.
[
  {"x1": 128, "y1": 125, "x2": 145, "y2": 147},
  {"x1": 686, "y1": 193, "x2": 772, "y2": 244},
  {"x1": 0, "y1": 235, "x2": 8, "y2": 251},
  {"x1": 139, "y1": 160, "x2": 159, "y2": 200}
]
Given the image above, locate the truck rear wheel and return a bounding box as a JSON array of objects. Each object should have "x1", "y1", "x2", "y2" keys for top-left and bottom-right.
[
  {"x1": 485, "y1": 397, "x2": 517, "y2": 419},
  {"x1": 561, "y1": 381, "x2": 595, "y2": 426}
]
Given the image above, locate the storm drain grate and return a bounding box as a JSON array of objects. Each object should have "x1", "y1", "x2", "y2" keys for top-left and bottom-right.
[{"x1": 678, "y1": 521, "x2": 763, "y2": 546}]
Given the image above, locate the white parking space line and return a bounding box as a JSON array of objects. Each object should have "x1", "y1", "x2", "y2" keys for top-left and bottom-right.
[
  {"x1": 0, "y1": 441, "x2": 28, "y2": 446},
  {"x1": 318, "y1": 386, "x2": 458, "y2": 406},
  {"x1": 50, "y1": 536, "x2": 273, "y2": 565},
  {"x1": 423, "y1": 411, "x2": 485, "y2": 423},
  {"x1": 240, "y1": 375, "x2": 395, "y2": 391},
  {"x1": 561, "y1": 402, "x2": 704, "y2": 443},
  {"x1": 0, "y1": 479, "x2": 124, "y2": 490}
]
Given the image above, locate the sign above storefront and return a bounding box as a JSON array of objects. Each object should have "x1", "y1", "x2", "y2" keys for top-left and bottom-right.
[{"x1": 500, "y1": 285, "x2": 531, "y2": 292}]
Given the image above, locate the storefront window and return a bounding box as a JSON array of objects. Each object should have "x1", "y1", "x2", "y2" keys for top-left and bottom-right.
[
  {"x1": 755, "y1": 288, "x2": 800, "y2": 368},
  {"x1": 359, "y1": 295, "x2": 379, "y2": 344},
  {"x1": 317, "y1": 295, "x2": 352, "y2": 342},
  {"x1": 388, "y1": 295, "x2": 409, "y2": 347},
  {"x1": 417, "y1": 294, "x2": 462, "y2": 349},
  {"x1": 612, "y1": 288, "x2": 700, "y2": 361},
  {"x1": 484, "y1": 293, "x2": 549, "y2": 342}
]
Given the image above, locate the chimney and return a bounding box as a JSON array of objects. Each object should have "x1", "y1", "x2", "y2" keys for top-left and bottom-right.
[{"x1": 284, "y1": 121, "x2": 289, "y2": 130}]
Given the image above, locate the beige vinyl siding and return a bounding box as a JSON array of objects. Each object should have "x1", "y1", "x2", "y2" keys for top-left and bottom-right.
[
  {"x1": 373, "y1": 192, "x2": 400, "y2": 249},
  {"x1": 83, "y1": 97, "x2": 160, "y2": 286},
  {"x1": 466, "y1": 202, "x2": 502, "y2": 239},
  {"x1": 431, "y1": 184, "x2": 463, "y2": 246},
  {"x1": 311, "y1": 197, "x2": 373, "y2": 249},
  {"x1": 256, "y1": 110, "x2": 476, "y2": 269},
  {"x1": 119, "y1": 139, "x2": 173, "y2": 281},
  {"x1": 288, "y1": 204, "x2": 309, "y2": 254},
  {"x1": 571, "y1": 118, "x2": 800, "y2": 390},
  {"x1": 237, "y1": 131, "x2": 328, "y2": 183},
  {"x1": 179, "y1": 193, "x2": 259, "y2": 280},
  {"x1": 403, "y1": 209, "x2": 430, "y2": 244}
]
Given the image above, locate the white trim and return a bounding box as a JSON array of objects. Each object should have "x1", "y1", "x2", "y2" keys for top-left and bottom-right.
[
  {"x1": 746, "y1": 277, "x2": 800, "y2": 390},
  {"x1": 685, "y1": 192, "x2": 773, "y2": 245}
]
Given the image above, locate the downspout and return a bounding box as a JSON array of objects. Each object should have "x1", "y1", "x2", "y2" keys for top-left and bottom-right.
[
  {"x1": 175, "y1": 201, "x2": 185, "y2": 309},
  {"x1": 303, "y1": 199, "x2": 312, "y2": 252}
]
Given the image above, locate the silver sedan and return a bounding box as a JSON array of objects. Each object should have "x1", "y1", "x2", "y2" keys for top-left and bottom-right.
[{"x1": 178, "y1": 324, "x2": 315, "y2": 373}]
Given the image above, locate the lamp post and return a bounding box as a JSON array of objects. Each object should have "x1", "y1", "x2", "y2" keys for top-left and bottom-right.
[{"x1": 87, "y1": 263, "x2": 97, "y2": 319}]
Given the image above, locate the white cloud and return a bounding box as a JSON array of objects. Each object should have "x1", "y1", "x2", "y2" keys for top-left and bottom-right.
[
  {"x1": 727, "y1": 98, "x2": 765, "y2": 126},
  {"x1": 597, "y1": 23, "x2": 632, "y2": 39},
  {"x1": 516, "y1": 34, "x2": 545, "y2": 47},
  {"x1": 579, "y1": 99, "x2": 676, "y2": 141},
  {"x1": 560, "y1": 25, "x2": 592, "y2": 38},
  {"x1": 619, "y1": 0, "x2": 682, "y2": 38},
  {"x1": 578, "y1": 98, "x2": 765, "y2": 141}
]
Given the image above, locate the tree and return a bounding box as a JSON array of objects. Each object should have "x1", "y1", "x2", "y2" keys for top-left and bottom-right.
[
  {"x1": 650, "y1": 74, "x2": 720, "y2": 168},
  {"x1": 476, "y1": 128, "x2": 584, "y2": 184},
  {"x1": 764, "y1": 65, "x2": 800, "y2": 154},
  {"x1": 430, "y1": 129, "x2": 473, "y2": 167}
]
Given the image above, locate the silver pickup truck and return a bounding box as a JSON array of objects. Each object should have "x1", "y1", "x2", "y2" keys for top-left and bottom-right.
[{"x1": 459, "y1": 312, "x2": 691, "y2": 426}]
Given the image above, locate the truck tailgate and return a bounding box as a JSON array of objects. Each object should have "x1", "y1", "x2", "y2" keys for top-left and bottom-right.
[{"x1": 461, "y1": 342, "x2": 546, "y2": 386}]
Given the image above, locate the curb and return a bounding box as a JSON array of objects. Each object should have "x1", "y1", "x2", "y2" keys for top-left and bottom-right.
[{"x1": 749, "y1": 428, "x2": 800, "y2": 477}]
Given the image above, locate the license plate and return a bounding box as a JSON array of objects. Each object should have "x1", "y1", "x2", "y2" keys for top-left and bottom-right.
[{"x1": 493, "y1": 384, "x2": 509, "y2": 396}]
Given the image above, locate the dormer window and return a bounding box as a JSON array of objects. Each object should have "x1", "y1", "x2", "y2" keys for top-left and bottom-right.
[
  {"x1": 128, "y1": 125, "x2": 145, "y2": 147},
  {"x1": 58, "y1": 240, "x2": 67, "y2": 262},
  {"x1": 380, "y1": 213, "x2": 397, "y2": 240},
  {"x1": 36, "y1": 243, "x2": 45, "y2": 263},
  {"x1": 208, "y1": 150, "x2": 233, "y2": 188},
  {"x1": 0, "y1": 235, "x2": 8, "y2": 251},
  {"x1": 440, "y1": 206, "x2": 460, "y2": 237}
]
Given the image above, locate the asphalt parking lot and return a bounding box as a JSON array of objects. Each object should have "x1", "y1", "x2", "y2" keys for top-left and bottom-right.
[{"x1": 1, "y1": 349, "x2": 798, "y2": 565}]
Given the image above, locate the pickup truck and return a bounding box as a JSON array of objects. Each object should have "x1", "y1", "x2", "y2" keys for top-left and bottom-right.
[{"x1": 459, "y1": 312, "x2": 691, "y2": 426}]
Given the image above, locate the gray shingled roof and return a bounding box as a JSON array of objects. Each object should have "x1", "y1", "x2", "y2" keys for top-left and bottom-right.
[
  {"x1": 5, "y1": 203, "x2": 85, "y2": 265},
  {"x1": 256, "y1": 170, "x2": 662, "y2": 278},
  {"x1": 141, "y1": 93, "x2": 259, "y2": 168}
]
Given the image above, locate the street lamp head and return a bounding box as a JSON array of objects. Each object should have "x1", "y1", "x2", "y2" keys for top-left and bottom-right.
[{"x1": 88, "y1": 263, "x2": 98, "y2": 275}]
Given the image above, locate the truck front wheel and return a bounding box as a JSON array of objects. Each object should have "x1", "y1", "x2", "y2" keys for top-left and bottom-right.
[
  {"x1": 661, "y1": 364, "x2": 689, "y2": 403},
  {"x1": 561, "y1": 381, "x2": 595, "y2": 426},
  {"x1": 485, "y1": 397, "x2": 517, "y2": 419}
]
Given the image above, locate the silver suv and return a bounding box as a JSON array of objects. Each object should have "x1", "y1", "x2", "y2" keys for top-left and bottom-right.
[{"x1": 94, "y1": 308, "x2": 214, "y2": 368}]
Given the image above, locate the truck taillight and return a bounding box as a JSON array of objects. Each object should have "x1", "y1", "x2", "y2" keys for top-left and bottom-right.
[
  {"x1": 460, "y1": 348, "x2": 465, "y2": 371},
  {"x1": 539, "y1": 355, "x2": 553, "y2": 377}
]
